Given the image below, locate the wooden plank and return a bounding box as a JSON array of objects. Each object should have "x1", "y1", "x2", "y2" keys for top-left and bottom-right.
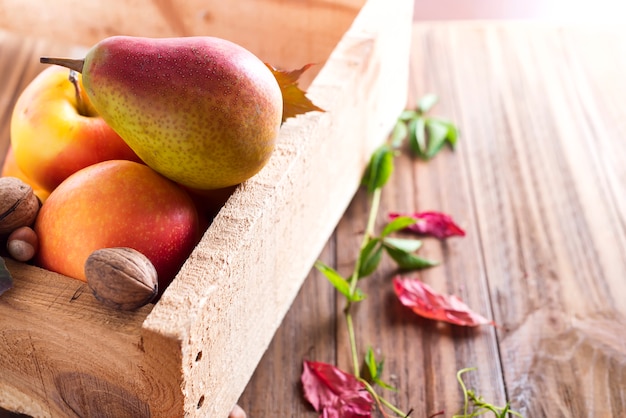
[
  {"x1": 238, "y1": 22, "x2": 626, "y2": 417},
  {"x1": 418, "y1": 22, "x2": 626, "y2": 416},
  {"x1": 235, "y1": 242, "x2": 339, "y2": 416},
  {"x1": 427, "y1": 23, "x2": 626, "y2": 417},
  {"x1": 0, "y1": 260, "x2": 183, "y2": 418}
]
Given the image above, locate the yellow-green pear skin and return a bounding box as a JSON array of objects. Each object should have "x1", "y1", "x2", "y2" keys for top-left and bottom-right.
[{"x1": 80, "y1": 36, "x2": 283, "y2": 190}]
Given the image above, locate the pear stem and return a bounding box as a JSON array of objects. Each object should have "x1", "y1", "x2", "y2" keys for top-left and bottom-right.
[{"x1": 40, "y1": 57, "x2": 85, "y2": 73}]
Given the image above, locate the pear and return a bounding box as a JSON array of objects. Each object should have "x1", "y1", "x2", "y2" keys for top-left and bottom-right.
[{"x1": 41, "y1": 36, "x2": 283, "y2": 190}]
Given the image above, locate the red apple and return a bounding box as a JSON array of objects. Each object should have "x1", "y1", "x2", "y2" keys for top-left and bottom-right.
[
  {"x1": 10, "y1": 65, "x2": 142, "y2": 192},
  {"x1": 34, "y1": 160, "x2": 201, "y2": 292}
]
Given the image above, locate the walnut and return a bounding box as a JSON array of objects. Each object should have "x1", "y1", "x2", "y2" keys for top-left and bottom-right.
[
  {"x1": 84, "y1": 247, "x2": 158, "y2": 311},
  {"x1": 0, "y1": 177, "x2": 40, "y2": 235}
]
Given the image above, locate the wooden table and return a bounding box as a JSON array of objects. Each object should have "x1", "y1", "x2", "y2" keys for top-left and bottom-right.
[
  {"x1": 238, "y1": 22, "x2": 626, "y2": 417},
  {"x1": 2, "y1": 22, "x2": 625, "y2": 417}
]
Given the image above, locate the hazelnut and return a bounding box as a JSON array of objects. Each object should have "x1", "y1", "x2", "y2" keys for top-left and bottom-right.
[
  {"x1": 0, "y1": 177, "x2": 40, "y2": 235},
  {"x1": 85, "y1": 247, "x2": 158, "y2": 311},
  {"x1": 6, "y1": 225, "x2": 39, "y2": 262}
]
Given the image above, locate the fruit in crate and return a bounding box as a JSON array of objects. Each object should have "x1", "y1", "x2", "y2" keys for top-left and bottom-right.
[
  {"x1": 34, "y1": 160, "x2": 200, "y2": 292},
  {"x1": 0, "y1": 176, "x2": 41, "y2": 236},
  {"x1": 85, "y1": 247, "x2": 159, "y2": 311},
  {"x1": 41, "y1": 35, "x2": 283, "y2": 191},
  {"x1": 10, "y1": 65, "x2": 142, "y2": 192},
  {"x1": 1, "y1": 146, "x2": 50, "y2": 202}
]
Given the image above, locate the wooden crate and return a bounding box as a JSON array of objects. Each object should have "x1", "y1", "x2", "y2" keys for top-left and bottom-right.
[{"x1": 0, "y1": 0, "x2": 414, "y2": 416}]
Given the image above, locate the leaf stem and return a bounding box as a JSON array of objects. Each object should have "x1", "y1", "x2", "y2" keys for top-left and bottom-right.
[
  {"x1": 345, "y1": 186, "x2": 383, "y2": 377},
  {"x1": 344, "y1": 308, "x2": 360, "y2": 377},
  {"x1": 456, "y1": 367, "x2": 474, "y2": 417},
  {"x1": 349, "y1": 187, "x2": 382, "y2": 294},
  {"x1": 379, "y1": 395, "x2": 410, "y2": 417},
  {"x1": 366, "y1": 187, "x2": 383, "y2": 239},
  {"x1": 361, "y1": 379, "x2": 410, "y2": 417},
  {"x1": 453, "y1": 368, "x2": 524, "y2": 418}
]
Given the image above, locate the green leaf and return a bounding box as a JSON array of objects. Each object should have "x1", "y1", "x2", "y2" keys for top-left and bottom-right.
[
  {"x1": 314, "y1": 261, "x2": 351, "y2": 298},
  {"x1": 0, "y1": 257, "x2": 13, "y2": 297},
  {"x1": 381, "y1": 216, "x2": 417, "y2": 237},
  {"x1": 374, "y1": 376, "x2": 397, "y2": 391},
  {"x1": 383, "y1": 244, "x2": 439, "y2": 270},
  {"x1": 363, "y1": 347, "x2": 397, "y2": 391},
  {"x1": 382, "y1": 237, "x2": 423, "y2": 253},
  {"x1": 398, "y1": 109, "x2": 419, "y2": 121},
  {"x1": 390, "y1": 119, "x2": 408, "y2": 149},
  {"x1": 314, "y1": 261, "x2": 366, "y2": 302},
  {"x1": 365, "y1": 347, "x2": 379, "y2": 380},
  {"x1": 417, "y1": 94, "x2": 439, "y2": 114},
  {"x1": 425, "y1": 118, "x2": 450, "y2": 159},
  {"x1": 357, "y1": 239, "x2": 383, "y2": 279},
  {"x1": 442, "y1": 118, "x2": 459, "y2": 148},
  {"x1": 362, "y1": 144, "x2": 395, "y2": 193},
  {"x1": 408, "y1": 116, "x2": 427, "y2": 158},
  {"x1": 351, "y1": 289, "x2": 367, "y2": 302}
]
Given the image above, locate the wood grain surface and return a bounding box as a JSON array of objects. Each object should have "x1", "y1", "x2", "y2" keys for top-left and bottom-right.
[
  {"x1": 237, "y1": 22, "x2": 626, "y2": 417},
  {"x1": 1, "y1": 21, "x2": 625, "y2": 418}
]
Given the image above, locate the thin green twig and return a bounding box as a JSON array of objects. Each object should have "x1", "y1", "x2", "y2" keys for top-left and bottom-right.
[
  {"x1": 360, "y1": 378, "x2": 410, "y2": 417},
  {"x1": 345, "y1": 309, "x2": 360, "y2": 377},
  {"x1": 453, "y1": 368, "x2": 524, "y2": 418},
  {"x1": 344, "y1": 186, "x2": 383, "y2": 377}
]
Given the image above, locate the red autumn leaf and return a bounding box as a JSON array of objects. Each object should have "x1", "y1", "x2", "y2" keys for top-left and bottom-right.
[
  {"x1": 393, "y1": 276, "x2": 495, "y2": 327},
  {"x1": 266, "y1": 63, "x2": 325, "y2": 123},
  {"x1": 388, "y1": 211, "x2": 465, "y2": 239},
  {"x1": 301, "y1": 360, "x2": 374, "y2": 418}
]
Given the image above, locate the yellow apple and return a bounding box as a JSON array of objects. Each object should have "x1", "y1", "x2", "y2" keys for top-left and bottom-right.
[
  {"x1": 1, "y1": 146, "x2": 50, "y2": 202},
  {"x1": 10, "y1": 65, "x2": 142, "y2": 192},
  {"x1": 34, "y1": 160, "x2": 201, "y2": 292}
]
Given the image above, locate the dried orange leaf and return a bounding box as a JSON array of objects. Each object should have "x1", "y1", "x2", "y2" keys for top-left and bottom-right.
[{"x1": 266, "y1": 63, "x2": 325, "y2": 123}]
